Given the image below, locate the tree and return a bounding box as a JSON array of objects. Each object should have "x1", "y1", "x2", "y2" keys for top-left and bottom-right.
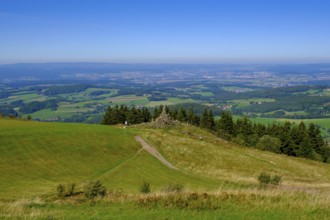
[
  {"x1": 208, "y1": 110, "x2": 215, "y2": 130},
  {"x1": 84, "y1": 180, "x2": 107, "y2": 199},
  {"x1": 256, "y1": 135, "x2": 281, "y2": 153},
  {"x1": 254, "y1": 123, "x2": 267, "y2": 138},
  {"x1": 234, "y1": 117, "x2": 254, "y2": 146},
  {"x1": 140, "y1": 181, "x2": 151, "y2": 193},
  {"x1": 141, "y1": 107, "x2": 151, "y2": 122},
  {"x1": 187, "y1": 109, "x2": 200, "y2": 126},
  {"x1": 308, "y1": 123, "x2": 325, "y2": 155},
  {"x1": 217, "y1": 111, "x2": 234, "y2": 135},
  {"x1": 170, "y1": 108, "x2": 178, "y2": 120},
  {"x1": 153, "y1": 106, "x2": 163, "y2": 119},
  {"x1": 127, "y1": 106, "x2": 138, "y2": 124},
  {"x1": 200, "y1": 109, "x2": 215, "y2": 130},
  {"x1": 235, "y1": 117, "x2": 253, "y2": 137},
  {"x1": 177, "y1": 107, "x2": 187, "y2": 122},
  {"x1": 278, "y1": 121, "x2": 292, "y2": 154},
  {"x1": 296, "y1": 136, "x2": 315, "y2": 159},
  {"x1": 101, "y1": 106, "x2": 113, "y2": 125}
]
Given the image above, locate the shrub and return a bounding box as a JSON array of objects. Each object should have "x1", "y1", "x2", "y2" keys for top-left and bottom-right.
[
  {"x1": 258, "y1": 173, "x2": 282, "y2": 187},
  {"x1": 66, "y1": 183, "x2": 76, "y2": 196},
  {"x1": 84, "y1": 180, "x2": 107, "y2": 199},
  {"x1": 256, "y1": 135, "x2": 281, "y2": 153},
  {"x1": 56, "y1": 183, "x2": 76, "y2": 197},
  {"x1": 162, "y1": 184, "x2": 184, "y2": 193},
  {"x1": 136, "y1": 193, "x2": 221, "y2": 210},
  {"x1": 140, "y1": 181, "x2": 151, "y2": 194},
  {"x1": 56, "y1": 184, "x2": 65, "y2": 197},
  {"x1": 270, "y1": 175, "x2": 282, "y2": 185},
  {"x1": 258, "y1": 172, "x2": 271, "y2": 186}
]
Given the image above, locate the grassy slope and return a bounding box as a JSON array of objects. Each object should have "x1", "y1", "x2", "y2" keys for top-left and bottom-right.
[
  {"x1": 2, "y1": 119, "x2": 330, "y2": 195},
  {"x1": 0, "y1": 119, "x2": 216, "y2": 199},
  {"x1": 1, "y1": 119, "x2": 330, "y2": 219},
  {"x1": 140, "y1": 124, "x2": 330, "y2": 187}
]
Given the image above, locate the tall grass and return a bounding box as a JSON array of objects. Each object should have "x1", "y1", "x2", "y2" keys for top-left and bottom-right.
[
  {"x1": 140, "y1": 124, "x2": 330, "y2": 188},
  {"x1": 1, "y1": 187, "x2": 330, "y2": 219}
]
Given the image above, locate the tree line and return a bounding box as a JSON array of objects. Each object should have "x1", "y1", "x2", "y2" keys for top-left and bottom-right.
[
  {"x1": 102, "y1": 105, "x2": 330, "y2": 163},
  {"x1": 101, "y1": 105, "x2": 151, "y2": 125},
  {"x1": 217, "y1": 112, "x2": 329, "y2": 162}
]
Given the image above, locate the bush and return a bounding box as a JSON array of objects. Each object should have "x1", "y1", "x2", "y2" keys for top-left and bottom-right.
[
  {"x1": 136, "y1": 192, "x2": 221, "y2": 210},
  {"x1": 162, "y1": 184, "x2": 184, "y2": 193},
  {"x1": 66, "y1": 183, "x2": 76, "y2": 196},
  {"x1": 258, "y1": 172, "x2": 271, "y2": 186},
  {"x1": 256, "y1": 135, "x2": 281, "y2": 153},
  {"x1": 56, "y1": 184, "x2": 65, "y2": 197},
  {"x1": 140, "y1": 181, "x2": 151, "y2": 194},
  {"x1": 258, "y1": 172, "x2": 282, "y2": 187},
  {"x1": 270, "y1": 175, "x2": 282, "y2": 185},
  {"x1": 56, "y1": 183, "x2": 76, "y2": 197},
  {"x1": 84, "y1": 180, "x2": 107, "y2": 199}
]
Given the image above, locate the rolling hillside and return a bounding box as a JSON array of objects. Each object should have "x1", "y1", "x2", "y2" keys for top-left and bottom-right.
[
  {"x1": 141, "y1": 124, "x2": 330, "y2": 187},
  {"x1": 1, "y1": 119, "x2": 330, "y2": 219},
  {"x1": 0, "y1": 119, "x2": 216, "y2": 199}
]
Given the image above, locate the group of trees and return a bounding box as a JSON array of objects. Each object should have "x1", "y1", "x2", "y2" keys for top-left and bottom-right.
[
  {"x1": 239, "y1": 96, "x2": 330, "y2": 119},
  {"x1": 43, "y1": 84, "x2": 92, "y2": 96},
  {"x1": 217, "y1": 112, "x2": 329, "y2": 162},
  {"x1": 102, "y1": 105, "x2": 151, "y2": 125},
  {"x1": 102, "y1": 104, "x2": 330, "y2": 163},
  {"x1": 0, "y1": 105, "x2": 18, "y2": 117},
  {"x1": 19, "y1": 99, "x2": 58, "y2": 114}
]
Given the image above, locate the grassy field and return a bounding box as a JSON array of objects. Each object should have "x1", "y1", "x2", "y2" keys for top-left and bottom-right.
[
  {"x1": 221, "y1": 86, "x2": 254, "y2": 92},
  {"x1": 236, "y1": 116, "x2": 330, "y2": 138},
  {"x1": 230, "y1": 98, "x2": 275, "y2": 108},
  {"x1": 247, "y1": 117, "x2": 330, "y2": 127},
  {"x1": 0, "y1": 119, "x2": 137, "y2": 198},
  {"x1": 1, "y1": 87, "x2": 201, "y2": 121},
  {"x1": 1, "y1": 119, "x2": 330, "y2": 219},
  {"x1": 7, "y1": 93, "x2": 46, "y2": 103},
  {"x1": 2, "y1": 190, "x2": 330, "y2": 219},
  {"x1": 194, "y1": 92, "x2": 214, "y2": 97},
  {"x1": 147, "y1": 97, "x2": 196, "y2": 107},
  {"x1": 0, "y1": 119, "x2": 219, "y2": 199},
  {"x1": 108, "y1": 95, "x2": 150, "y2": 106}
]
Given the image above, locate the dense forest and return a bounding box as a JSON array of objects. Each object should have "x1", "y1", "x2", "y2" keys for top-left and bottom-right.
[
  {"x1": 102, "y1": 105, "x2": 330, "y2": 163},
  {"x1": 19, "y1": 99, "x2": 58, "y2": 114},
  {"x1": 43, "y1": 85, "x2": 92, "y2": 96}
]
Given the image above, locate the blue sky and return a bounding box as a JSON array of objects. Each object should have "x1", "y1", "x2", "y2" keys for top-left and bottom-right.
[{"x1": 0, "y1": 0, "x2": 330, "y2": 64}]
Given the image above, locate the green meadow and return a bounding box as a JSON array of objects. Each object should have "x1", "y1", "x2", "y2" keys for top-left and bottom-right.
[
  {"x1": 1, "y1": 119, "x2": 330, "y2": 219},
  {"x1": 236, "y1": 116, "x2": 330, "y2": 139}
]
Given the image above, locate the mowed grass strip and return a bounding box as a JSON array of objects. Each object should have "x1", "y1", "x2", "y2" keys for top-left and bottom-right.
[{"x1": 99, "y1": 150, "x2": 220, "y2": 193}]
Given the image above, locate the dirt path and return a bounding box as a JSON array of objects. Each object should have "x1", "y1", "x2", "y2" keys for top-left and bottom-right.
[{"x1": 135, "y1": 136, "x2": 178, "y2": 170}]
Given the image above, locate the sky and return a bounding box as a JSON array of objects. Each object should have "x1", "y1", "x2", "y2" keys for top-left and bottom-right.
[{"x1": 0, "y1": 0, "x2": 330, "y2": 64}]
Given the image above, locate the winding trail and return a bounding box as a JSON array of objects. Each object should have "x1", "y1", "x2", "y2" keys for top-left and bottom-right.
[{"x1": 135, "y1": 136, "x2": 179, "y2": 170}]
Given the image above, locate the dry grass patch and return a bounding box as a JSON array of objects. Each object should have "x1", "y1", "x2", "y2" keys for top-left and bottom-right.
[{"x1": 140, "y1": 124, "x2": 330, "y2": 187}]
